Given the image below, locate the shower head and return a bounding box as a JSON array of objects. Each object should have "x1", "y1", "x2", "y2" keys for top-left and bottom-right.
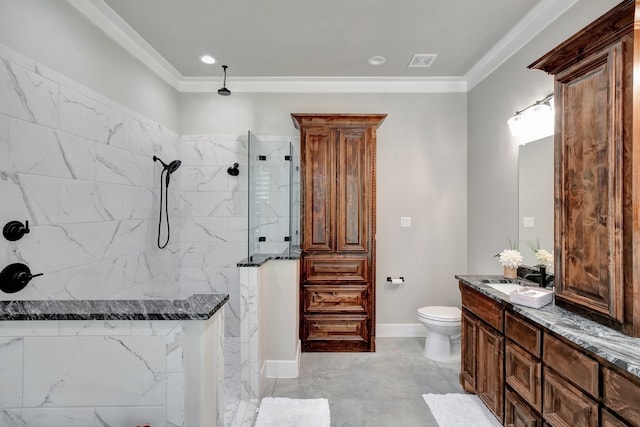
[
  {"x1": 153, "y1": 156, "x2": 181, "y2": 186},
  {"x1": 218, "y1": 65, "x2": 231, "y2": 96}
]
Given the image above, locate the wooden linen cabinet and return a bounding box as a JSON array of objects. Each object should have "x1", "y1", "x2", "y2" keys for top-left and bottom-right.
[{"x1": 292, "y1": 114, "x2": 386, "y2": 352}]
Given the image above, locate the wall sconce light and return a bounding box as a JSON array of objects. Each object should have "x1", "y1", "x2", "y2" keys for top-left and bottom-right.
[{"x1": 507, "y1": 94, "x2": 554, "y2": 145}]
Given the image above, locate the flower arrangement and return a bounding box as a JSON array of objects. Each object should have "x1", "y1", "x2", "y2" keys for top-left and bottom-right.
[
  {"x1": 495, "y1": 239, "x2": 523, "y2": 278},
  {"x1": 527, "y1": 238, "x2": 553, "y2": 269}
]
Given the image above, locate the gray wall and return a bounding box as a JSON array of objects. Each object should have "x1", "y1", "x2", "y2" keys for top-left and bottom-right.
[
  {"x1": 467, "y1": 0, "x2": 620, "y2": 274},
  {"x1": 180, "y1": 92, "x2": 468, "y2": 324},
  {"x1": 0, "y1": 0, "x2": 179, "y2": 130}
]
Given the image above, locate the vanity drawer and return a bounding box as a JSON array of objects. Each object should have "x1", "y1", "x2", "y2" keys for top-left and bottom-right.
[
  {"x1": 505, "y1": 388, "x2": 542, "y2": 427},
  {"x1": 506, "y1": 312, "x2": 542, "y2": 358},
  {"x1": 543, "y1": 334, "x2": 599, "y2": 397},
  {"x1": 304, "y1": 285, "x2": 368, "y2": 313},
  {"x1": 602, "y1": 410, "x2": 632, "y2": 427},
  {"x1": 603, "y1": 366, "x2": 640, "y2": 426},
  {"x1": 460, "y1": 283, "x2": 503, "y2": 332},
  {"x1": 543, "y1": 368, "x2": 598, "y2": 427},
  {"x1": 506, "y1": 342, "x2": 542, "y2": 412},
  {"x1": 303, "y1": 256, "x2": 368, "y2": 283}
]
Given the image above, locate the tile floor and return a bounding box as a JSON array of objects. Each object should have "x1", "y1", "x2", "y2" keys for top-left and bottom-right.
[{"x1": 260, "y1": 337, "x2": 464, "y2": 427}]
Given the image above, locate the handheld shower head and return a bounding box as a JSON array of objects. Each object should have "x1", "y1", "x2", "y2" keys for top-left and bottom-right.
[
  {"x1": 218, "y1": 65, "x2": 231, "y2": 96},
  {"x1": 153, "y1": 156, "x2": 181, "y2": 186}
]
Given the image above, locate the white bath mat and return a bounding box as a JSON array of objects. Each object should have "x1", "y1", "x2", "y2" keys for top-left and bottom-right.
[
  {"x1": 255, "y1": 397, "x2": 330, "y2": 427},
  {"x1": 422, "y1": 393, "x2": 502, "y2": 427}
]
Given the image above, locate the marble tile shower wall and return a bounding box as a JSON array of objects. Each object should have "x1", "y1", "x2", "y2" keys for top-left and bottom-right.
[
  {"x1": 177, "y1": 134, "x2": 248, "y2": 337},
  {"x1": 0, "y1": 44, "x2": 181, "y2": 300}
]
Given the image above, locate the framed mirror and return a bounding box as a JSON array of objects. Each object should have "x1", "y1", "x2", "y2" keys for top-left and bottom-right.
[{"x1": 518, "y1": 136, "x2": 553, "y2": 269}]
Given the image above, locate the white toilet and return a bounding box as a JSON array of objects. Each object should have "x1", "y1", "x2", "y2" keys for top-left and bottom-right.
[{"x1": 417, "y1": 306, "x2": 462, "y2": 361}]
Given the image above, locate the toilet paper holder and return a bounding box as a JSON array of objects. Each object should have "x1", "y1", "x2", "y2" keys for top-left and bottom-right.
[{"x1": 386, "y1": 277, "x2": 404, "y2": 284}]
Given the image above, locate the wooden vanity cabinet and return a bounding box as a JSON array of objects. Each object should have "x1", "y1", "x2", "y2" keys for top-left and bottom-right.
[
  {"x1": 460, "y1": 283, "x2": 504, "y2": 423},
  {"x1": 529, "y1": 0, "x2": 640, "y2": 337}
]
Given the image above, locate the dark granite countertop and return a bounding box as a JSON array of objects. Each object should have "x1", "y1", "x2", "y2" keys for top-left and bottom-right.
[
  {"x1": 0, "y1": 293, "x2": 229, "y2": 321},
  {"x1": 456, "y1": 275, "x2": 640, "y2": 379},
  {"x1": 237, "y1": 247, "x2": 301, "y2": 267}
]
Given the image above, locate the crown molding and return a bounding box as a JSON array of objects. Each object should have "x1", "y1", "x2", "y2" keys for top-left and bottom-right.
[
  {"x1": 465, "y1": 0, "x2": 578, "y2": 90},
  {"x1": 68, "y1": 0, "x2": 576, "y2": 94},
  {"x1": 178, "y1": 76, "x2": 467, "y2": 93}
]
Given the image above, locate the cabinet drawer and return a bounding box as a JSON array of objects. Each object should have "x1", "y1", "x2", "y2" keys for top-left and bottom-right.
[
  {"x1": 602, "y1": 409, "x2": 632, "y2": 427},
  {"x1": 304, "y1": 285, "x2": 368, "y2": 313},
  {"x1": 543, "y1": 334, "x2": 599, "y2": 397},
  {"x1": 506, "y1": 312, "x2": 542, "y2": 358},
  {"x1": 460, "y1": 283, "x2": 503, "y2": 332},
  {"x1": 603, "y1": 367, "x2": 640, "y2": 426},
  {"x1": 543, "y1": 368, "x2": 598, "y2": 427},
  {"x1": 506, "y1": 342, "x2": 542, "y2": 412},
  {"x1": 303, "y1": 315, "x2": 368, "y2": 342},
  {"x1": 303, "y1": 256, "x2": 368, "y2": 283},
  {"x1": 505, "y1": 388, "x2": 542, "y2": 427}
]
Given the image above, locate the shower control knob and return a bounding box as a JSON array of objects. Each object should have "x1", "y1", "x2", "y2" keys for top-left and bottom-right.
[
  {"x1": 0, "y1": 263, "x2": 43, "y2": 293},
  {"x1": 3, "y1": 220, "x2": 30, "y2": 241}
]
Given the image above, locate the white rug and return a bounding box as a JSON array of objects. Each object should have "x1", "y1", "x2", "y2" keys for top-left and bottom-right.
[
  {"x1": 255, "y1": 397, "x2": 330, "y2": 427},
  {"x1": 422, "y1": 393, "x2": 502, "y2": 427}
]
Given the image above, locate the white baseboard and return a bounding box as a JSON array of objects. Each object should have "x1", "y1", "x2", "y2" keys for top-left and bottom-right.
[
  {"x1": 265, "y1": 339, "x2": 301, "y2": 378},
  {"x1": 377, "y1": 323, "x2": 427, "y2": 337}
]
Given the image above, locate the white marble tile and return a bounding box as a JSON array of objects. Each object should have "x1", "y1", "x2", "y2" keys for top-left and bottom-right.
[
  {"x1": 54, "y1": 131, "x2": 96, "y2": 180},
  {"x1": 34, "y1": 62, "x2": 79, "y2": 92},
  {"x1": 176, "y1": 191, "x2": 204, "y2": 217},
  {"x1": 178, "y1": 139, "x2": 204, "y2": 166},
  {"x1": 166, "y1": 372, "x2": 184, "y2": 427},
  {"x1": 166, "y1": 322, "x2": 183, "y2": 373},
  {"x1": 14, "y1": 223, "x2": 96, "y2": 273},
  {"x1": 180, "y1": 268, "x2": 232, "y2": 294},
  {"x1": 59, "y1": 260, "x2": 123, "y2": 300},
  {"x1": 0, "y1": 115, "x2": 9, "y2": 171},
  {"x1": 96, "y1": 183, "x2": 153, "y2": 221},
  {"x1": 59, "y1": 180, "x2": 108, "y2": 223},
  {"x1": 131, "y1": 320, "x2": 180, "y2": 337},
  {"x1": 0, "y1": 44, "x2": 36, "y2": 72},
  {"x1": 23, "y1": 336, "x2": 166, "y2": 407},
  {"x1": 96, "y1": 143, "x2": 148, "y2": 187},
  {"x1": 94, "y1": 220, "x2": 147, "y2": 260},
  {"x1": 59, "y1": 87, "x2": 123, "y2": 145},
  {"x1": 202, "y1": 138, "x2": 247, "y2": 166},
  {"x1": 94, "y1": 406, "x2": 167, "y2": 427},
  {"x1": 124, "y1": 115, "x2": 164, "y2": 156},
  {"x1": 16, "y1": 173, "x2": 60, "y2": 225},
  {"x1": 179, "y1": 166, "x2": 228, "y2": 192},
  {"x1": 0, "y1": 59, "x2": 59, "y2": 128},
  {"x1": 58, "y1": 320, "x2": 132, "y2": 336},
  {"x1": 228, "y1": 217, "x2": 250, "y2": 243},
  {"x1": 0, "y1": 408, "x2": 94, "y2": 427},
  {"x1": 202, "y1": 191, "x2": 238, "y2": 217},
  {"x1": 202, "y1": 241, "x2": 245, "y2": 269},
  {"x1": 10, "y1": 119, "x2": 73, "y2": 178},
  {"x1": 0, "y1": 338, "x2": 23, "y2": 408},
  {"x1": 0, "y1": 321, "x2": 59, "y2": 337},
  {"x1": 180, "y1": 217, "x2": 228, "y2": 243}
]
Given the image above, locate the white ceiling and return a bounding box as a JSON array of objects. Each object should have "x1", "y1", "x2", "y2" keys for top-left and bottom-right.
[{"x1": 67, "y1": 0, "x2": 578, "y2": 92}]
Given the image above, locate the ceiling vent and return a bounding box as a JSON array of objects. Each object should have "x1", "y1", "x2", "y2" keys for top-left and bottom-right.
[{"x1": 408, "y1": 54, "x2": 437, "y2": 68}]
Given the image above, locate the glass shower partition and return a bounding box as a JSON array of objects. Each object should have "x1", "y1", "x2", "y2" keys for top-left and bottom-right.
[{"x1": 247, "y1": 131, "x2": 298, "y2": 260}]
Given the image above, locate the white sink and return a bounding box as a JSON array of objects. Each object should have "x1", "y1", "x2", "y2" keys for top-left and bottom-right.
[{"x1": 484, "y1": 283, "x2": 524, "y2": 294}]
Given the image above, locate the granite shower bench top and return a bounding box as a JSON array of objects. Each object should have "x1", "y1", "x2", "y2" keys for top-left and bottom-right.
[
  {"x1": 457, "y1": 274, "x2": 640, "y2": 379},
  {"x1": 0, "y1": 293, "x2": 229, "y2": 321}
]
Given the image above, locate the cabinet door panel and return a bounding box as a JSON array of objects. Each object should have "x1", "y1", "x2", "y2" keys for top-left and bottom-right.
[
  {"x1": 477, "y1": 323, "x2": 504, "y2": 423},
  {"x1": 301, "y1": 127, "x2": 335, "y2": 252},
  {"x1": 337, "y1": 129, "x2": 369, "y2": 253},
  {"x1": 505, "y1": 388, "x2": 542, "y2": 427},
  {"x1": 543, "y1": 368, "x2": 598, "y2": 427},
  {"x1": 603, "y1": 366, "x2": 640, "y2": 426},
  {"x1": 602, "y1": 409, "x2": 632, "y2": 427},
  {"x1": 303, "y1": 315, "x2": 368, "y2": 341},
  {"x1": 506, "y1": 312, "x2": 542, "y2": 358},
  {"x1": 506, "y1": 343, "x2": 542, "y2": 411},
  {"x1": 554, "y1": 43, "x2": 625, "y2": 322},
  {"x1": 461, "y1": 309, "x2": 477, "y2": 393}
]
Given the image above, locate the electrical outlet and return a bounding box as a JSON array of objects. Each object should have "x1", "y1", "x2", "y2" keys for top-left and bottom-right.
[
  {"x1": 400, "y1": 217, "x2": 411, "y2": 228},
  {"x1": 523, "y1": 217, "x2": 535, "y2": 228}
]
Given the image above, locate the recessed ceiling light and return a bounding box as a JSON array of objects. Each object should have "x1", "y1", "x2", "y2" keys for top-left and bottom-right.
[
  {"x1": 199, "y1": 54, "x2": 217, "y2": 65},
  {"x1": 367, "y1": 56, "x2": 386, "y2": 65}
]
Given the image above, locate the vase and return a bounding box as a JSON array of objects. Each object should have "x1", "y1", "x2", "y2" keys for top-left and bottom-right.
[{"x1": 503, "y1": 266, "x2": 518, "y2": 279}]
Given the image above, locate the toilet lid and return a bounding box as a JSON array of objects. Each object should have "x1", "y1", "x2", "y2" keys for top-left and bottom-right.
[{"x1": 418, "y1": 306, "x2": 461, "y2": 321}]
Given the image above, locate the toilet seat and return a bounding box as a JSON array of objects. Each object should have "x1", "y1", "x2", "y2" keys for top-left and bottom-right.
[{"x1": 418, "y1": 306, "x2": 461, "y2": 322}]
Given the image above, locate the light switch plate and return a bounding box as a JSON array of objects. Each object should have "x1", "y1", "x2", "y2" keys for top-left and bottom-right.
[
  {"x1": 400, "y1": 217, "x2": 411, "y2": 228},
  {"x1": 523, "y1": 217, "x2": 535, "y2": 228}
]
